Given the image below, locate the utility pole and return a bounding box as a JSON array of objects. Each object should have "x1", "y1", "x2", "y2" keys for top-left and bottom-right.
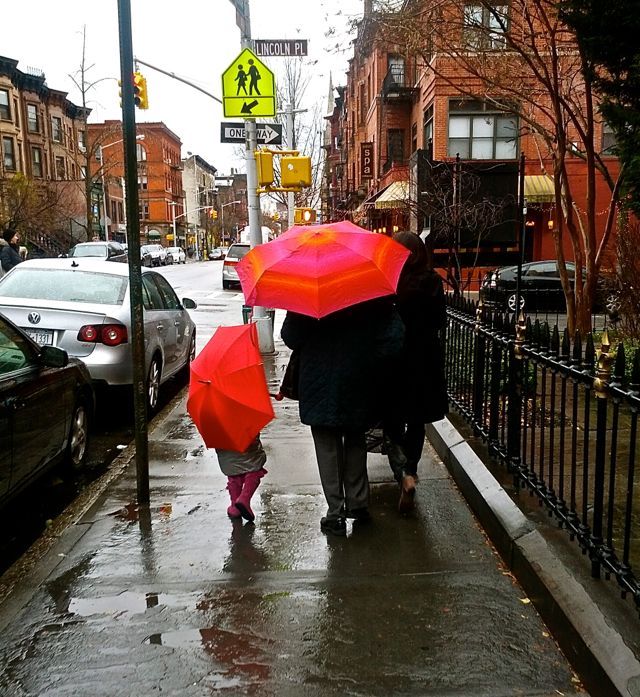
[{"x1": 235, "y1": 0, "x2": 274, "y2": 354}]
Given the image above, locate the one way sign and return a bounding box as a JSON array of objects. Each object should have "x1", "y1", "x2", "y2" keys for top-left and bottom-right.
[{"x1": 220, "y1": 122, "x2": 283, "y2": 145}]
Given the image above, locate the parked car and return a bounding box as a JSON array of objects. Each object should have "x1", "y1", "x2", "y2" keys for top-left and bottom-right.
[
  {"x1": 67, "y1": 241, "x2": 127, "y2": 263},
  {"x1": 222, "y1": 243, "x2": 250, "y2": 289},
  {"x1": 140, "y1": 244, "x2": 167, "y2": 267},
  {"x1": 479, "y1": 260, "x2": 616, "y2": 314},
  {"x1": 0, "y1": 258, "x2": 197, "y2": 412},
  {"x1": 166, "y1": 246, "x2": 186, "y2": 264},
  {"x1": 0, "y1": 311, "x2": 94, "y2": 509},
  {"x1": 208, "y1": 247, "x2": 226, "y2": 261}
]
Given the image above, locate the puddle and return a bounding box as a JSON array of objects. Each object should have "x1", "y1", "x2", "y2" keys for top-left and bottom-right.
[{"x1": 68, "y1": 590, "x2": 201, "y2": 619}]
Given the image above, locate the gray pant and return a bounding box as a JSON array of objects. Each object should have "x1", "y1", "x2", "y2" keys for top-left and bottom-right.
[{"x1": 310, "y1": 426, "x2": 369, "y2": 519}]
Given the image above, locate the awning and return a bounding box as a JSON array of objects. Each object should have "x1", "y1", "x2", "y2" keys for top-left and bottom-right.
[
  {"x1": 524, "y1": 175, "x2": 555, "y2": 203},
  {"x1": 375, "y1": 180, "x2": 409, "y2": 209},
  {"x1": 147, "y1": 229, "x2": 161, "y2": 239}
]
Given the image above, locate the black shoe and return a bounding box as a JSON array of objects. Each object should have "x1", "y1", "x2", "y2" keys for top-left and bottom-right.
[
  {"x1": 343, "y1": 507, "x2": 371, "y2": 522},
  {"x1": 320, "y1": 516, "x2": 347, "y2": 536}
]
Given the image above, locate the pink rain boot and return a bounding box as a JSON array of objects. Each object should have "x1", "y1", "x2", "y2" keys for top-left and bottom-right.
[
  {"x1": 226, "y1": 475, "x2": 244, "y2": 519},
  {"x1": 235, "y1": 468, "x2": 267, "y2": 522}
]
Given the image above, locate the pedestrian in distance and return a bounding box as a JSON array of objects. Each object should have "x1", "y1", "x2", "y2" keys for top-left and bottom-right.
[
  {"x1": 216, "y1": 435, "x2": 268, "y2": 523},
  {"x1": 281, "y1": 297, "x2": 405, "y2": 537},
  {"x1": 0, "y1": 228, "x2": 23, "y2": 276},
  {"x1": 382, "y1": 231, "x2": 448, "y2": 514}
]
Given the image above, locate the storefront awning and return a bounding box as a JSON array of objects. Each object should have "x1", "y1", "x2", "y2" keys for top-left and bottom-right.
[
  {"x1": 147, "y1": 229, "x2": 161, "y2": 239},
  {"x1": 374, "y1": 180, "x2": 409, "y2": 209},
  {"x1": 524, "y1": 175, "x2": 555, "y2": 203}
]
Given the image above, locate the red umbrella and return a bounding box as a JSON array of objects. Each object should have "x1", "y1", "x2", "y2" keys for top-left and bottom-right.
[
  {"x1": 237, "y1": 221, "x2": 410, "y2": 319},
  {"x1": 187, "y1": 323, "x2": 274, "y2": 451}
]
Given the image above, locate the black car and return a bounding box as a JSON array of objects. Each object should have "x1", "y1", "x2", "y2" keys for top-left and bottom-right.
[
  {"x1": 0, "y1": 312, "x2": 94, "y2": 509},
  {"x1": 479, "y1": 260, "x2": 616, "y2": 314}
]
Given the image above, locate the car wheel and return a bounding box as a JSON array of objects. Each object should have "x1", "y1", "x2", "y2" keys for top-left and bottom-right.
[
  {"x1": 147, "y1": 357, "x2": 161, "y2": 414},
  {"x1": 507, "y1": 293, "x2": 525, "y2": 313},
  {"x1": 65, "y1": 399, "x2": 90, "y2": 472}
]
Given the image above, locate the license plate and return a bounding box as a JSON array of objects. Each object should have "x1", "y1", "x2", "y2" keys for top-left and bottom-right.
[{"x1": 24, "y1": 328, "x2": 54, "y2": 346}]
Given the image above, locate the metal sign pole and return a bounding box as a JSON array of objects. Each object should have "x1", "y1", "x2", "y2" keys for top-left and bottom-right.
[{"x1": 117, "y1": 0, "x2": 149, "y2": 504}]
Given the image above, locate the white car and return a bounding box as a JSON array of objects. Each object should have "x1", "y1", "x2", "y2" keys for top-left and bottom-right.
[
  {"x1": 0, "y1": 258, "x2": 197, "y2": 412},
  {"x1": 166, "y1": 246, "x2": 186, "y2": 264},
  {"x1": 140, "y1": 243, "x2": 167, "y2": 267}
]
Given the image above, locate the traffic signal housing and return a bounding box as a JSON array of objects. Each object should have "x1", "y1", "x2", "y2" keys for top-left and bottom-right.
[
  {"x1": 133, "y1": 72, "x2": 149, "y2": 110},
  {"x1": 281, "y1": 155, "x2": 312, "y2": 188},
  {"x1": 255, "y1": 151, "x2": 274, "y2": 186},
  {"x1": 210, "y1": 209, "x2": 218, "y2": 220},
  {"x1": 294, "y1": 208, "x2": 316, "y2": 225}
]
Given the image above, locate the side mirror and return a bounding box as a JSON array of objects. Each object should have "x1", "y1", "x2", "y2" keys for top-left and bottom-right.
[
  {"x1": 182, "y1": 298, "x2": 197, "y2": 310},
  {"x1": 39, "y1": 345, "x2": 69, "y2": 368}
]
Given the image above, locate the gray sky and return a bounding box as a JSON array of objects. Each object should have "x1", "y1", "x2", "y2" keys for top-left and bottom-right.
[{"x1": 2, "y1": 0, "x2": 362, "y2": 174}]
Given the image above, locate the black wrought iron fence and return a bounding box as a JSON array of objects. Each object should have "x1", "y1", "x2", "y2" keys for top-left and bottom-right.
[{"x1": 445, "y1": 294, "x2": 640, "y2": 615}]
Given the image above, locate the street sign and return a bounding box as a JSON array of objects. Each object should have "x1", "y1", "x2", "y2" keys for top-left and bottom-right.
[
  {"x1": 221, "y1": 48, "x2": 276, "y2": 118},
  {"x1": 220, "y1": 121, "x2": 283, "y2": 145},
  {"x1": 253, "y1": 39, "x2": 308, "y2": 57}
]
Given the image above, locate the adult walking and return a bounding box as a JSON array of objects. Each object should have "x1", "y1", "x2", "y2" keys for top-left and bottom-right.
[
  {"x1": 0, "y1": 228, "x2": 23, "y2": 276},
  {"x1": 383, "y1": 231, "x2": 447, "y2": 514},
  {"x1": 281, "y1": 297, "x2": 404, "y2": 536}
]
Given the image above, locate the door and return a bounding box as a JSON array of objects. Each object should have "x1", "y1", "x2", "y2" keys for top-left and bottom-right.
[
  {"x1": 152, "y1": 274, "x2": 189, "y2": 375},
  {"x1": 141, "y1": 273, "x2": 177, "y2": 376}
]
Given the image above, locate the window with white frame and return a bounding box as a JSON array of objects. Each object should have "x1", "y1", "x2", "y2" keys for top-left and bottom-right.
[
  {"x1": 51, "y1": 116, "x2": 62, "y2": 142},
  {"x1": 27, "y1": 104, "x2": 39, "y2": 133},
  {"x1": 0, "y1": 89, "x2": 10, "y2": 120},
  {"x1": 55, "y1": 155, "x2": 66, "y2": 179},
  {"x1": 463, "y1": 3, "x2": 508, "y2": 50},
  {"x1": 423, "y1": 105, "x2": 434, "y2": 149},
  {"x1": 2, "y1": 137, "x2": 16, "y2": 170},
  {"x1": 78, "y1": 130, "x2": 86, "y2": 150},
  {"x1": 138, "y1": 175, "x2": 148, "y2": 190},
  {"x1": 448, "y1": 100, "x2": 518, "y2": 159},
  {"x1": 136, "y1": 143, "x2": 147, "y2": 161},
  {"x1": 31, "y1": 147, "x2": 43, "y2": 177}
]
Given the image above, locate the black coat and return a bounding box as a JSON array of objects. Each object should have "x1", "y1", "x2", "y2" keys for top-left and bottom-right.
[
  {"x1": 281, "y1": 298, "x2": 405, "y2": 430},
  {"x1": 389, "y1": 267, "x2": 448, "y2": 424},
  {"x1": 0, "y1": 244, "x2": 21, "y2": 273}
]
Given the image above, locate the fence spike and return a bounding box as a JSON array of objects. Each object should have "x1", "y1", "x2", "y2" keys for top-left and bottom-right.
[
  {"x1": 572, "y1": 331, "x2": 582, "y2": 365},
  {"x1": 550, "y1": 325, "x2": 560, "y2": 357},
  {"x1": 611, "y1": 343, "x2": 626, "y2": 386},
  {"x1": 541, "y1": 322, "x2": 551, "y2": 350},
  {"x1": 585, "y1": 333, "x2": 596, "y2": 367},
  {"x1": 631, "y1": 348, "x2": 640, "y2": 391},
  {"x1": 561, "y1": 327, "x2": 570, "y2": 361},
  {"x1": 525, "y1": 316, "x2": 533, "y2": 341}
]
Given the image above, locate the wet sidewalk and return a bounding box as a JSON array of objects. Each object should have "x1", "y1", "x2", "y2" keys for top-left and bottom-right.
[{"x1": 0, "y1": 342, "x2": 586, "y2": 696}]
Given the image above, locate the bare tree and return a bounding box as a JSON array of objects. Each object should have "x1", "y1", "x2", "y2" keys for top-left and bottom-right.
[{"x1": 362, "y1": 0, "x2": 622, "y2": 335}]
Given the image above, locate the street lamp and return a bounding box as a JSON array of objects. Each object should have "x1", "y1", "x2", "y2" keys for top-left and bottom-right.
[
  {"x1": 97, "y1": 133, "x2": 144, "y2": 241},
  {"x1": 221, "y1": 200, "x2": 241, "y2": 245}
]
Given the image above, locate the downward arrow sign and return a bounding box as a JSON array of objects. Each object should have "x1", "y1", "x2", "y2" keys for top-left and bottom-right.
[{"x1": 241, "y1": 100, "x2": 259, "y2": 114}]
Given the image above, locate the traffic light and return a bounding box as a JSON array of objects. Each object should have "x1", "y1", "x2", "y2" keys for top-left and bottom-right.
[
  {"x1": 133, "y1": 72, "x2": 149, "y2": 110},
  {"x1": 210, "y1": 209, "x2": 218, "y2": 220},
  {"x1": 255, "y1": 151, "x2": 274, "y2": 186},
  {"x1": 294, "y1": 208, "x2": 316, "y2": 225},
  {"x1": 281, "y1": 155, "x2": 312, "y2": 188}
]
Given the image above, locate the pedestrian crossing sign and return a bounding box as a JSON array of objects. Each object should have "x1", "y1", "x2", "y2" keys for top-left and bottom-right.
[{"x1": 221, "y1": 48, "x2": 276, "y2": 118}]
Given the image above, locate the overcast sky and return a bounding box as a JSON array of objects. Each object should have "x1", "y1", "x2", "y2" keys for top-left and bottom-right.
[{"x1": 2, "y1": 0, "x2": 363, "y2": 174}]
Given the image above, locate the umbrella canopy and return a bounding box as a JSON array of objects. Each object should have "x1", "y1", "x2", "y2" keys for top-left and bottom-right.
[
  {"x1": 237, "y1": 221, "x2": 410, "y2": 318},
  {"x1": 187, "y1": 323, "x2": 274, "y2": 451}
]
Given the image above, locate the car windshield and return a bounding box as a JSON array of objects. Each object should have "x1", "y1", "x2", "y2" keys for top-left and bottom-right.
[
  {"x1": 0, "y1": 268, "x2": 128, "y2": 305},
  {"x1": 69, "y1": 244, "x2": 107, "y2": 258},
  {"x1": 226, "y1": 245, "x2": 249, "y2": 260}
]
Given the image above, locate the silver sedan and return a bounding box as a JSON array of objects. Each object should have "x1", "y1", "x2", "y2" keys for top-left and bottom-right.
[{"x1": 0, "y1": 258, "x2": 197, "y2": 411}]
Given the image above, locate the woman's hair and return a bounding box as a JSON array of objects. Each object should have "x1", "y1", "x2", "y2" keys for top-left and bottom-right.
[{"x1": 393, "y1": 231, "x2": 427, "y2": 271}]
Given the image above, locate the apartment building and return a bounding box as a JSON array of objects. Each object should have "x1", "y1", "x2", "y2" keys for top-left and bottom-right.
[
  {"x1": 0, "y1": 55, "x2": 91, "y2": 254},
  {"x1": 88, "y1": 120, "x2": 184, "y2": 247},
  {"x1": 327, "y1": 1, "x2": 620, "y2": 270},
  {"x1": 182, "y1": 153, "x2": 217, "y2": 257}
]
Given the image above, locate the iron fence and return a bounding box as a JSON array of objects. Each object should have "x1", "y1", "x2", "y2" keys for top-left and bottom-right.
[{"x1": 445, "y1": 294, "x2": 640, "y2": 615}]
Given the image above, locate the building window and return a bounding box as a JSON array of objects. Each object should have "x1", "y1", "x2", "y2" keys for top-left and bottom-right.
[
  {"x1": 55, "y1": 156, "x2": 66, "y2": 179},
  {"x1": 0, "y1": 89, "x2": 10, "y2": 120},
  {"x1": 27, "y1": 104, "x2": 39, "y2": 133},
  {"x1": 423, "y1": 105, "x2": 434, "y2": 151},
  {"x1": 463, "y1": 4, "x2": 508, "y2": 50},
  {"x1": 138, "y1": 175, "x2": 148, "y2": 190},
  {"x1": 602, "y1": 122, "x2": 617, "y2": 154},
  {"x1": 78, "y1": 130, "x2": 86, "y2": 150},
  {"x1": 51, "y1": 116, "x2": 62, "y2": 142},
  {"x1": 388, "y1": 55, "x2": 405, "y2": 86},
  {"x1": 80, "y1": 166, "x2": 87, "y2": 179},
  {"x1": 31, "y1": 147, "x2": 43, "y2": 177},
  {"x1": 448, "y1": 100, "x2": 518, "y2": 159},
  {"x1": 2, "y1": 137, "x2": 16, "y2": 170},
  {"x1": 139, "y1": 201, "x2": 149, "y2": 220},
  {"x1": 411, "y1": 122, "x2": 418, "y2": 153},
  {"x1": 136, "y1": 143, "x2": 147, "y2": 161},
  {"x1": 387, "y1": 129, "x2": 405, "y2": 165}
]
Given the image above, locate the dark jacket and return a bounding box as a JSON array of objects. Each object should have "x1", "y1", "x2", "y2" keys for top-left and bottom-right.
[
  {"x1": 0, "y1": 243, "x2": 22, "y2": 273},
  {"x1": 391, "y1": 268, "x2": 448, "y2": 423},
  {"x1": 281, "y1": 297, "x2": 405, "y2": 430}
]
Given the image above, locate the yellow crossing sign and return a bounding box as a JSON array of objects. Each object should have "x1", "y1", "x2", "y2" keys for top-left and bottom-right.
[{"x1": 221, "y1": 48, "x2": 276, "y2": 118}]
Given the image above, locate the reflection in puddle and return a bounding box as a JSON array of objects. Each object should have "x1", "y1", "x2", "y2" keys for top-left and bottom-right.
[{"x1": 68, "y1": 591, "x2": 200, "y2": 619}]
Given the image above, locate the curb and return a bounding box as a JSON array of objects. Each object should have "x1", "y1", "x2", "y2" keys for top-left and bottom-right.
[{"x1": 426, "y1": 418, "x2": 640, "y2": 697}]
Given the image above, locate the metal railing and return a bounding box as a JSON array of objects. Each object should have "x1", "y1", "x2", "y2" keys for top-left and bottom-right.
[{"x1": 445, "y1": 294, "x2": 640, "y2": 615}]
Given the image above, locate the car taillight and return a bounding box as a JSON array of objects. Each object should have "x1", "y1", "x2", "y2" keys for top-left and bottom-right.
[
  {"x1": 224, "y1": 259, "x2": 238, "y2": 266},
  {"x1": 78, "y1": 323, "x2": 128, "y2": 346}
]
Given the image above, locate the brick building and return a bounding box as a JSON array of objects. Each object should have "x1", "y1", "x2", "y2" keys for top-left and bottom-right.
[
  {"x1": 326, "y1": 1, "x2": 620, "y2": 272},
  {"x1": 0, "y1": 55, "x2": 91, "y2": 255}
]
